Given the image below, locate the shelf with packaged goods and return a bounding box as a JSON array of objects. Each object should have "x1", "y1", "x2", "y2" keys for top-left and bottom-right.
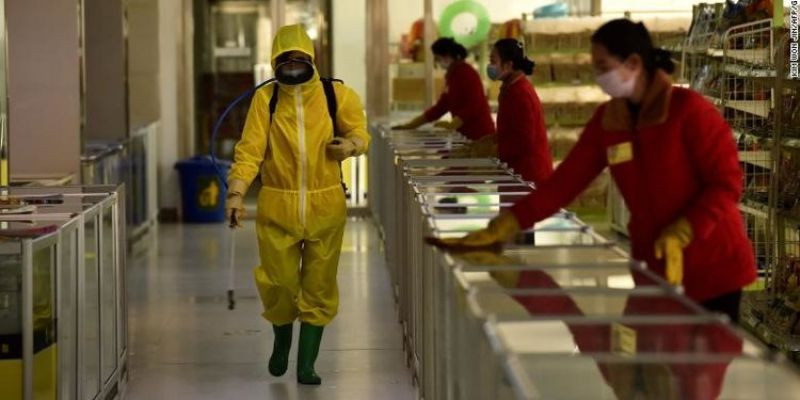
[
  {"x1": 778, "y1": 210, "x2": 800, "y2": 226},
  {"x1": 704, "y1": 95, "x2": 772, "y2": 118},
  {"x1": 682, "y1": 46, "x2": 725, "y2": 58},
  {"x1": 739, "y1": 198, "x2": 770, "y2": 219},
  {"x1": 724, "y1": 48, "x2": 772, "y2": 67},
  {"x1": 728, "y1": 99, "x2": 772, "y2": 118},
  {"x1": 722, "y1": 63, "x2": 776, "y2": 79},
  {"x1": 739, "y1": 150, "x2": 773, "y2": 169},
  {"x1": 705, "y1": 95, "x2": 723, "y2": 107},
  {"x1": 734, "y1": 129, "x2": 800, "y2": 151},
  {"x1": 744, "y1": 308, "x2": 800, "y2": 352},
  {"x1": 783, "y1": 138, "x2": 800, "y2": 149}
]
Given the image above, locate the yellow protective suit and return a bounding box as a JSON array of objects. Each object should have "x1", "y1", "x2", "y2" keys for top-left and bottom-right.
[{"x1": 228, "y1": 25, "x2": 370, "y2": 326}]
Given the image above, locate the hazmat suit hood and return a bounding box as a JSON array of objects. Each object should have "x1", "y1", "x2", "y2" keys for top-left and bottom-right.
[{"x1": 271, "y1": 24, "x2": 319, "y2": 88}]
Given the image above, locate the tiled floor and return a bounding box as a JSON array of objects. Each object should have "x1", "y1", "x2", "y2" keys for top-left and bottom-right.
[{"x1": 125, "y1": 218, "x2": 415, "y2": 399}]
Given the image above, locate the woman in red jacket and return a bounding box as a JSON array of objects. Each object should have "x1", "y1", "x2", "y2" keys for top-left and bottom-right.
[
  {"x1": 435, "y1": 20, "x2": 756, "y2": 322},
  {"x1": 394, "y1": 38, "x2": 495, "y2": 140},
  {"x1": 482, "y1": 38, "x2": 553, "y2": 184}
]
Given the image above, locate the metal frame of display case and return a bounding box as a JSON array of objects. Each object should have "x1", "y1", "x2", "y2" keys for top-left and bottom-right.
[
  {"x1": 443, "y1": 254, "x2": 659, "y2": 400},
  {"x1": 0, "y1": 186, "x2": 127, "y2": 400},
  {"x1": 370, "y1": 118, "x2": 800, "y2": 400},
  {"x1": 81, "y1": 123, "x2": 157, "y2": 246}
]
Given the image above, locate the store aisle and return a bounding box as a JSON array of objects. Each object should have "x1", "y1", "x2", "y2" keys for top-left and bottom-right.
[{"x1": 125, "y1": 219, "x2": 415, "y2": 400}]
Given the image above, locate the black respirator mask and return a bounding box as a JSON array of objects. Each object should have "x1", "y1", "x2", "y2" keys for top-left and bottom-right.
[{"x1": 275, "y1": 58, "x2": 315, "y2": 85}]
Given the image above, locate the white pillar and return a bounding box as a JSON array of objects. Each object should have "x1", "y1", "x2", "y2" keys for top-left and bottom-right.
[
  {"x1": 6, "y1": 0, "x2": 82, "y2": 181},
  {"x1": 423, "y1": 0, "x2": 435, "y2": 108}
]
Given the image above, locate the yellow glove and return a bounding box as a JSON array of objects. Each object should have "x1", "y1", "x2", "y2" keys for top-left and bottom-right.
[
  {"x1": 225, "y1": 179, "x2": 248, "y2": 229},
  {"x1": 392, "y1": 114, "x2": 428, "y2": 130},
  {"x1": 469, "y1": 134, "x2": 498, "y2": 158},
  {"x1": 433, "y1": 116, "x2": 463, "y2": 131},
  {"x1": 429, "y1": 211, "x2": 521, "y2": 249},
  {"x1": 654, "y1": 218, "x2": 693, "y2": 286},
  {"x1": 326, "y1": 137, "x2": 361, "y2": 161}
]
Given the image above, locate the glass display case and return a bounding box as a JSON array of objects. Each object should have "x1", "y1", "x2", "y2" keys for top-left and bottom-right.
[
  {"x1": 0, "y1": 222, "x2": 60, "y2": 400},
  {"x1": 0, "y1": 186, "x2": 125, "y2": 400},
  {"x1": 370, "y1": 117, "x2": 800, "y2": 400},
  {"x1": 433, "y1": 245, "x2": 646, "y2": 400},
  {"x1": 406, "y1": 212, "x2": 603, "y2": 399}
]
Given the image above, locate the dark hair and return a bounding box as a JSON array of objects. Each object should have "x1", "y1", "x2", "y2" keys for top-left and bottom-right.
[
  {"x1": 493, "y1": 38, "x2": 535, "y2": 75},
  {"x1": 591, "y1": 19, "x2": 675, "y2": 75},
  {"x1": 431, "y1": 37, "x2": 468, "y2": 60}
]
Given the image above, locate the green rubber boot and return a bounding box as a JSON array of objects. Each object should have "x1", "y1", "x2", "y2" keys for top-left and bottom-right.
[
  {"x1": 268, "y1": 323, "x2": 293, "y2": 377},
  {"x1": 296, "y1": 323, "x2": 324, "y2": 385}
]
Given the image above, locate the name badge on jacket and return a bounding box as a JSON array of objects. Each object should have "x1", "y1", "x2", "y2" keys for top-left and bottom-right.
[{"x1": 607, "y1": 142, "x2": 633, "y2": 165}]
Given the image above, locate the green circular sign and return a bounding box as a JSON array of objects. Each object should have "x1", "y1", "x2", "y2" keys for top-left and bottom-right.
[{"x1": 438, "y1": 0, "x2": 491, "y2": 48}]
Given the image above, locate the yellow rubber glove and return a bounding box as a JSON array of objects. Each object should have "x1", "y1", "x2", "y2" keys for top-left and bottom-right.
[
  {"x1": 392, "y1": 114, "x2": 428, "y2": 130},
  {"x1": 225, "y1": 179, "x2": 248, "y2": 229},
  {"x1": 326, "y1": 137, "x2": 360, "y2": 161},
  {"x1": 654, "y1": 218, "x2": 693, "y2": 286},
  {"x1": 433, "y1": 116, "x2": 463, "y2": 131},
  {"x1": 429, "y1": 211, "x2": 521, "y2": 249}
]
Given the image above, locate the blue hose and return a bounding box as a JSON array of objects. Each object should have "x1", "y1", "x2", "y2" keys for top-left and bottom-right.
[{"x1": 210, "y1": 79, "x2": 274, "y2": 190}]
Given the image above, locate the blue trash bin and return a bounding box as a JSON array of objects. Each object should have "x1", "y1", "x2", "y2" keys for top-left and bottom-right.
[{"x1": 175, "y1": 156, "x2": 231, "y2": 223}]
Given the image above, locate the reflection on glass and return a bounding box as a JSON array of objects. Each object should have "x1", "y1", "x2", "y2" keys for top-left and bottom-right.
[
  {"x1": 508, "y1": 348, "x2": 791, "y2": 400},
  {"x1": 59, "y1": 229, "x2": 78, "y2": 400},
  {"x1": 32, "y1": 244, "x2": 56, "y2": 399},
  {"x1": 0, "y1": 251, "x2": 22, "y2": 388},
  {"x1": 100, "y1": 209, "x2": 116, "y2": 382},
  {"x1": 487, "y1": 271, "x2": 753, "y2": 400},
  {"x1": 83, "y1": 219, "x2": 100, "y2": 400},
  {"x1": 459, "y1": 264, "x2": 651, "y2": 293},
  {"x1": 0, "y1": 0, "x2": 8, "y2": 186}
]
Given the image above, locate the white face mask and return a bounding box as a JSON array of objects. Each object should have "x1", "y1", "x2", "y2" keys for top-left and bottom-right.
[
  {"x1": 595, "y1": 65, "x2": 639, "y2": 99},
  {"x1": 437, "y1": 60, "x2": 452, "y2": 70}
]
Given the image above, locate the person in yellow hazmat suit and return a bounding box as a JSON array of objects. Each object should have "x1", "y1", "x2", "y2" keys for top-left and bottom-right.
[{"x1": 225, "y1": 25, "x2": 369, "y2": 385}]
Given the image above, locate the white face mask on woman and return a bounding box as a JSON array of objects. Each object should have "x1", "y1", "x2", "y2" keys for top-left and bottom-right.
[{"x1": 595, "y1": 65, "x2": 639, "y2": 99}]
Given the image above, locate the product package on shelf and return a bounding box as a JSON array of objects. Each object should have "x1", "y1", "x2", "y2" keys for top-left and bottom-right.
[
  {"x1": 768, "y1": 254, "x2": 800, "y2": 338},
  {"x1": 778, "y1": 150, "x2": 800, "y2": 216},
  {"x1": 719, "y1": 0, "x2": 774, "y2": 33}
]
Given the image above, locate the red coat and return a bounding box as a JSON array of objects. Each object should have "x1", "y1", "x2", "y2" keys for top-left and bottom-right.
[
  {"x1": 424, "y1": 61, "x2": 495, "y2": 140},
  {"x1": 510, "y1": 71, "x2": 756, "y2": 302},
  {"x1": 497, "y1": 76, "x2": 553, "y2": 184}
]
